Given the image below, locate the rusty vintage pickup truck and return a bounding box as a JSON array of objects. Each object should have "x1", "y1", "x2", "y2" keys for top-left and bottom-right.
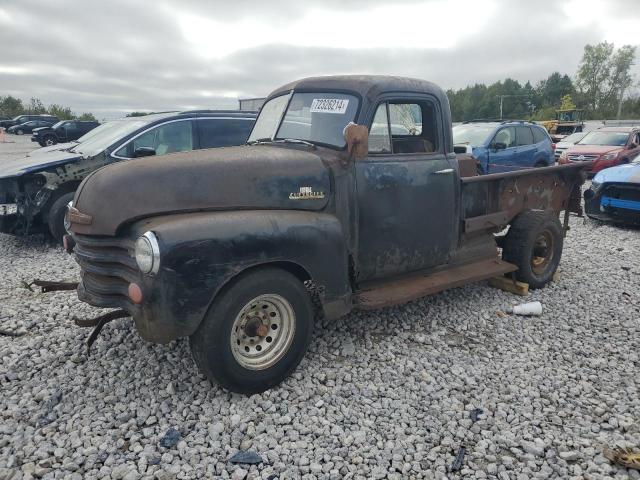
[{"x1": 66, "y1": 76, "x2": 588, "y2": 393}]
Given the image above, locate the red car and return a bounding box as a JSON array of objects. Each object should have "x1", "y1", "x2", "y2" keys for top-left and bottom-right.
[{"x1": 558, "y1": 126, "x2": 640, "y2": 174}]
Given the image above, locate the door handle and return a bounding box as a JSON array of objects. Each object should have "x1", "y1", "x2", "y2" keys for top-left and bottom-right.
[{"x1": 433, "y1": 168, "x2": 454, "y2": 174}]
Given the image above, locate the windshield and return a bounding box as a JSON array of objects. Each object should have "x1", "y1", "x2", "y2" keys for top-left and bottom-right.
[
  {"x1": 452, "y1": 124, "x2": 497, "y2": 146},
  {"x1": 577, "y1": 131, "x2": 629, "y2": 146},
  {"x1": 51, "y1": 121, "x2": 66, "y2": 129},
  {"x1": 72, "y1": 119, "x2": 149, "y2": 155},
  {"x1": 248, "y1": 92, "x2": 359, "y2": 148},
  {"x1": 560, "y1": 132, "x2": 586, "y2": 144}
]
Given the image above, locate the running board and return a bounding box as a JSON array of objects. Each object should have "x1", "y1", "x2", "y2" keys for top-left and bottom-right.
[{"x1": 355, "y1": 258, "x2": 517, "y2": 310}]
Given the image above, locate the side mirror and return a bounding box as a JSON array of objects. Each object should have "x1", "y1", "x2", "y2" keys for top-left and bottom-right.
[
  {"x1": 343, "y1": 123, "x2": 369, "y2": 161},
  {"x1": 134, "y1": 146, "x2": 156, "y2": 158},
  {"x1": 491, "y1": 142, "x2": 507, "y2": 150}
]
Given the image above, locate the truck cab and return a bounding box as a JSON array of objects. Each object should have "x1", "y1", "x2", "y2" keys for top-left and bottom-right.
[{"x1": 67, "y1": 76, "x2": 587, "y2": 393}]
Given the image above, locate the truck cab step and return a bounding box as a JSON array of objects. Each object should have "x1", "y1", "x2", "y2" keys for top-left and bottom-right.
[{"x1": 355, "y1": 258, "x2": 517, "y2": 310}]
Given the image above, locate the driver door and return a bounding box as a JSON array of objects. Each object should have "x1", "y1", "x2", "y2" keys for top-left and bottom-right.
[
  {"x1": 487, "y1": 126, "x2": 517, "y2": 173},
  {"x1": 355, "y1": 98, "x2": 457, "y2": 282}
]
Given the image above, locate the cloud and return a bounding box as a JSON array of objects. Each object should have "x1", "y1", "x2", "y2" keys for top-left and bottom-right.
[{"x1": 0, "y1": 0, "x2": 637, "y2": 119}]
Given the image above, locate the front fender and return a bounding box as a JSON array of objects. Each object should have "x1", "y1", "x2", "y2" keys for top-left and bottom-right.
[{"x1": 131, "y1": 210, "x2": 352, "y2": 342}]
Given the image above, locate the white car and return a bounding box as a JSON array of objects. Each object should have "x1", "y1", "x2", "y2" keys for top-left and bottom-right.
[{"x1": 554, "y1": 131, "x2": 586, "y2": 161}]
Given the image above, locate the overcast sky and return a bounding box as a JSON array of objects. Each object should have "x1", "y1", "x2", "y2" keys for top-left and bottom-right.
[{"x1": 0, "y1": 0, "x2": 638, "y2": 119}]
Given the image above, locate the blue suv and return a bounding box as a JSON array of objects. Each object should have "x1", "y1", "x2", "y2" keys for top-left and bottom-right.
[{"x1": 452, "y1": 120, "x2": 555, "y2": 173}]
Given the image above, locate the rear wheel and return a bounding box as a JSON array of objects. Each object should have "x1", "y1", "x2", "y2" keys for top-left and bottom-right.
[
  {"x1": 502, "y1": 210, "x2": 563, "y2": 289},
  {"x1": 47, "y1": 192, "x2": 75, "y2": 243},
  {"x1": 190, "y1": 268, "x2": 314, "y2": 394}
]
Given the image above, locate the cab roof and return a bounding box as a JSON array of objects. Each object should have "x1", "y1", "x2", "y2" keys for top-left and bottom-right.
[{"x1": 269, "y1": 75, "x2": 447, "y2": 103}]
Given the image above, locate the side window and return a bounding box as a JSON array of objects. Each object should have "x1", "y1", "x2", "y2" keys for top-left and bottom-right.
[
  {"x1": 115, "y1": 121, "x2": 194, "y2": 158},
  {"x1": 516, "y1": 126, "x2": 534, "y2": 146},
  {"x1": 388, "y1": 104, "x2": 422, "y2": 136},
  {"x1": 368, "y1": 104, "x2": 391, "y2": 153},
  {"x1": 197, "y1": 118, "x2": 254, "y2": 149},
  {"x1": 532, "y1": 127, "x2": 548, "y2": 144},
  {"x1": 493, "y1": 127, "x2": 516, "y2": 148},
  {"x1": 369, "y1": 100, "x2": 439, "y2": 155}
]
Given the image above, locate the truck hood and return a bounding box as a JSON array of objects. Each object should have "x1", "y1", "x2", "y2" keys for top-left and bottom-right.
[
  {"x1": 0, "y1": 149, "x2": 82, "y2": 179},
  {"x1": 593, "y1": 162, "x2": 640, "y2": 184},
  {"x1": 28, "y1": 142, "x2": 77, "y2": 156},
  {"x1": 566, "y1": 145, "x2": 622, "y2": 156},
  {"x1": 71, "y1": 144, "x2": 332, "y2": 236}
]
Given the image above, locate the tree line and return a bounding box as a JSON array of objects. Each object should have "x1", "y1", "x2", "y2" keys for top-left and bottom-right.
[
  {"x1": 0, "y1": 96, "x2": 97, "y2": 122},
  {"x1": 448, "y1": 42, "x2": 638, "y2": 122}
]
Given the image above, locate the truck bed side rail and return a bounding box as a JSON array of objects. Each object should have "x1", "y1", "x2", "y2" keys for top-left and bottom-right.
[{"x1": 460, "y1": 163, "x2": 589, "y2": 234}]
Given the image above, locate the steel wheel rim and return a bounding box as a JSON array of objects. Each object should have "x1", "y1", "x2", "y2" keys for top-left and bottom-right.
[
  {"x1": 45, "y1": 138, "x2": 55, "y2": 146},
  {"x1": 531, "y1": 230, "x2": 554, "y2": 275},
  {"x1": 230, "y1": 294, "x2": 296, "y2": 370}
]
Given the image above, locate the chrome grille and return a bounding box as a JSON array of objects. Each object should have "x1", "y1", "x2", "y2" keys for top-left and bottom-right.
[
  {"x1": 73, "y1": 234, "x2": 139, "y2": 313},
  {"x1": 567, "y1": 153, "x2": 598, "y2": 161}
]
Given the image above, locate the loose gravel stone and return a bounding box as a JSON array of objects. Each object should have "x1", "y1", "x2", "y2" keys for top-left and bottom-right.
[{"x1": 0, "y1": 157, "x2": 639, "y2": 478}]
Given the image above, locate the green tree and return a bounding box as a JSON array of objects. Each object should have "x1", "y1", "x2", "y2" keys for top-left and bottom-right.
[
  {"x1": 575, "y1": 42, "x2": 637, "y2": 116},
  {"x1": 27, "y1": 97, "x2": 47, "y2": 114},
  {"x1": 560, "y1": 95, "x2": 576, "y2": 110},
  {"x1": 47, "y1": 104, "x2": 74, "y2": 120},
  {"x1": 77, "y1": 112, "x2": 97, "y2": 121},
  {"x1": 0, "y1": 95, "x2": 24, "y2": 117}
]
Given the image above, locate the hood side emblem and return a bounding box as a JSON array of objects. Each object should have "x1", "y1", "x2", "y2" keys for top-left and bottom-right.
[{"x1": 289, "y1": 186, "x2": 325, "y2": 200}]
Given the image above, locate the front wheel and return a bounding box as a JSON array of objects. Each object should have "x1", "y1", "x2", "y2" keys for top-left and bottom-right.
[
  {"x1": 502, "y1": 210, "x2": 563, "y2": 289},
  {"x1": 190, "y1": 268, "x2": 314, "y2": 394},
  {"x1": 47, "y1": 192, "x2": 75, "y2": 243},
  {"x1": 15, "y1": 129, "x2": 24, "y2": 135},
  {"x1": 44, "y1": 135, "x2": 57, "y2": 146}
]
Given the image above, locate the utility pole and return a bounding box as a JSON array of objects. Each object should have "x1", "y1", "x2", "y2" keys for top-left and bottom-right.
[
  {"x1": 616, "y1": 86, "x2": 624, "y2": 120},
  {"x1": 496, "y1": 94, "x2": 531, "y2": 120}
]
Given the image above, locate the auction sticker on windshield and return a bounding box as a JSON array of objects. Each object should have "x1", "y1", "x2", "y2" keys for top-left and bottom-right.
[{"x1": 310, "y1": 98, "x2": 349, "y2": 114}]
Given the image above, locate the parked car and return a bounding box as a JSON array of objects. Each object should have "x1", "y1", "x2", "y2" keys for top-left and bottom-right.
[
  {"x1": 7, "y1": 120, "x2": 57, "y2": 135},
  {"x1": 558, "y1": 127, "x2": 640, "y2": 175},
  {"x1": 0, "y1": 114, "x2": 59, "y2": 130},
  {"x1": 65, "y1": 75, "x2": 589, "y2": 393},
  {"x1": 553, "y1": 131, "x2": 586, "y2": 161},
  {"x1": 0, "y1": 110, "x2": 256, "y2": 241},
  {"x1": 452, "y1": 120, "x2": 554, "y2": 173},
  {"x1": 31, "y1": 120, "x2": 100, "y2": 146},
  {"x1": 584, "y1": 157, "x2": 640, "y2": 225},
  {"x1": 28, "y1": 120, "x2": 108, "y2": 156}
]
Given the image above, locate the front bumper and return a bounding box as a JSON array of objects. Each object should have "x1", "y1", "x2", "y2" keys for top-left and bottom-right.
[
  {"x1": 584, "y1": 183, "x2": 640, "y2": 225},
  {"x1": 72, "y1": 232, "x2": 188, "y2": 344}
]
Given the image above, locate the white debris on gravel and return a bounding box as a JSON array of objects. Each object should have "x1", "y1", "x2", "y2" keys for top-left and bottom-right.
[{"x1": 1, "y1": 216, "x2": 639, "y2": 480}]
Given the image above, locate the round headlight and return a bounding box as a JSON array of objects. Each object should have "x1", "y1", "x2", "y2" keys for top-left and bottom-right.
[
  {"x1": 64, "y1": 200, "x2": 73, "y2": 234},
  {"x1": 135, "y1": 231, "x2": 160, "y2": 275}
]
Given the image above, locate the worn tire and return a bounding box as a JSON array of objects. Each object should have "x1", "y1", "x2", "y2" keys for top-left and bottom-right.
[
  {"x1": 502, "y1": 210, "x2": 563, "y2": 289},
  {"x1": 190, "y1": 267, "x2": 314, "y2": 394},
  {"x1": 47, "y1": 192, "x2": 75, "y2": 243}
]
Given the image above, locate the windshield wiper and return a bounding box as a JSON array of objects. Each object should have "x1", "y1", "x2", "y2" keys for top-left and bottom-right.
[{"x1": 274, "y1": 138, "x2": 316, "y2": 148}]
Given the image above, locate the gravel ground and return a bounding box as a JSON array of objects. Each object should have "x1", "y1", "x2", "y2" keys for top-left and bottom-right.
[
  {"x1": 0, "y1": 133, "x2": 39, "y2": 161},
  {"x1": 1, "y1": 141, "x2": 639, "y2": 479}
]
